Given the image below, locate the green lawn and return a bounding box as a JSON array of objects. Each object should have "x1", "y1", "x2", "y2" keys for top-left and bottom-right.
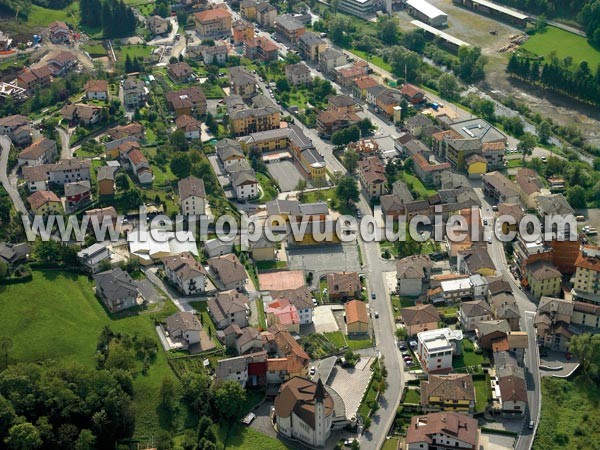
[
  {"x1": 404, "y1": 388, "x2": 420, "y2": 404},
  {"x1": 256, "y1": 260, "x2": 288, "y2": 271},
  {"x1": 324, "y1": 331, "x2": 347, "y2": 348},
  {"x1": 256, "y1": 298, "x2": 267, "y2": 329},
  {"x1": 82, "y1": 43, "x2": 108, "y2": 57},
  {"x1": 522, "y1": 26, "x2": 600, "y2": 69},
  {"x1": 0, "y1": 271, "x2": 178, "y2": 439},
  {"x1": 25, "y1": 3, "x2": 79, "y2": 28},
  {"x1": 474, "y1": 376, "x2": 492, "y2": 412},
  {"x1": 116, "y1": 44, "x2": 155, "y2": 62},
  {"x1": 189, "y1": 301, "x2": 221, "y2": 345},
  {"x1": 534, "y1": 376, "x2": 600, "y2": 450},
  {"x1": 382, "y1": 438, "x2": 400, "y2": 450},
  {"x1": 453, "y1": 339, "x2": 485, "y2": 368},
  {"x1": 350, "y1": 48, "x2": 393, "y2": 73},
  {"x1": 347, "y1": 337, "x2": 373, "y2": 350},
  {"x1": 220, "y1": 423, "x2": 290, "y2": 450},
  {"x1": 398, "y1": 172, "x2": 437, "y2": 199}
]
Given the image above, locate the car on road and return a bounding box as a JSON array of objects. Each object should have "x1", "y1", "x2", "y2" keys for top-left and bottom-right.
[
  {"x1": 398, "y1": 342, "x2": 407, "y2": 350},
  {"x1": 310, "y1": 366, "x2": 316, "y2": 375},
  {"x1": 483, "y1": 219, "x2": 488, "y2": 226},
  {"x1": 529, "y1": 420, "x2": 534, "y2": 429},
  {"x1": 487, "y1": 237, "x2": 492, "y2": 244},
  {"x1": 241, "y1": 412, "x2": 256, "y2": 425},
  {"x1": 374, "y1": 311, "x2": 379, "y2": 319},
  {"x1": 344, "y1": 439, "x2": 357, "y2": 447},
  {"x1": 371, "y1": 293, "x2": 376, "y2": 300},
  {"x1": 541, "y1": 156, "x2": 547, "y2": 162}
]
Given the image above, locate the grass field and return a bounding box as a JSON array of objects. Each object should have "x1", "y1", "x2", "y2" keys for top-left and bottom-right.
[
  {"x1": 404, "y1": 389, "x2": 420, "y2": 404},
  {"x1": 474, "y1": 376, "x2": 492, "y2": 412},
  {"x1": 382, "y1": 438, "x2": 400, "y2": 450},
  {"x1": 324, "y1": 331, "x2": 347, "y2": 348},
  {"x1": 82, "y1": 43, "x2": 108, "y2": 57},
  {"x1": 534, "y1": 376, "x2": 600, "y2": 450},
  {"x1": 220, "y1": 423, "x2": 290, "y2": 450},
  {"x1": 350, "y1": 48, "x2": 393, "y2": 73},
  {"x1": 0, "y1": 270, "x2": 179, "y2": 439},
  {"x1": 116, "y1": 44, "x2": 155, "y2": 61},
  {"x1": 452, "y1": 339, "x2": 485, "y2": 368},
  {"x1": 24, "y1": 3, "x2": 79, "y2": 28},
  {"x1": 347, "y1": 337, "x2": 373, "y2": 350},
  {"x1": 522, "y1": 26, "x2": 600, "y2": 69}
]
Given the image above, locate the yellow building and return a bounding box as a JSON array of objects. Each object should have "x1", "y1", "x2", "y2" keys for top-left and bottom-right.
[
  {"x1": 345, "y1": 300, "x2": 369, "y2": 336},
  {"x1": 466, "y1": 154, "x2": 487, "y2": 178},
  {"x1": 250, "y1": 237, "x2": 276, "y2": 261},
  {"x1": 420, "y1": 374, "x2": 475, "y2": 412},
  {"x1": 193, "y1": 8, "x2": 232, "y2": 37},
  {"x1": 240, "y1": 1, "x2": 257, "y2": 20},
  {"x1": 527, "y1": 261, "x2": 562, "y2": 298},
  {"x1": 27, "y1": 190, "x2": 62, "y2": 215},
  {"x1": 571, "y1": 246, "x2": 600, "y2": 302},
  {"x1": 230, "y1": 107, "x2": 280, "y2": 136}
]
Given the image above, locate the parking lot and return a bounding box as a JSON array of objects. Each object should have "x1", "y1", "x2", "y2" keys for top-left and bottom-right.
[{"x1": 266, "y1": 160, "x2": 306, "y2": 192}]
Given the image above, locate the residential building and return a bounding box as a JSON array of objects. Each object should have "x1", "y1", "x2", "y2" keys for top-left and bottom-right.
[
  {"x1": 490, "y1": 292, "x2": 521, "y2": 330},
  {"x1": 163, "y1": 252, "x2": 208, "y2": 295},
  {"x1": 401, "y1": 304, "x2": 440, "y2": 336},
  {"x1": 401, "y1": 83, "x2": 427, "y2": 105},
  {"x1": 84, "y1": 79, "x2": 109, "y2": 101},
  {"x1": 420, "y1": 373, "x2": 475, "y2": 413},
  {"x1": 327, "y1": 271, "x2": 361, "y2": 301},
  {"x1": 405, "y1": 114, "x2": 433, "y2": 137},
  {"x1": 27, "y1": 190, "x2": 62, "y2": 215},
  {"x1": 285, "y1": 62, "x2": 312, "y2": 86},
  {"x1": 207, "y1": 253, "x2": 248, "y2": 290},
  {"x1": 231, "y1": 170, "x2": 259, "y2": 199},
  {"x1": 536, "y1": 193, "x2": 575, "y2": 217},
  {"x1": 244, "y1": 36, "x2": 279, "y2": 62},
  {"x1": 416, "y1": 328, "x2": 463, "y2": 373},
  {"x1": 274, "y1": 378, "x2": 334, "y2": 448},
  {"x1": 459, "y1": 300, "x2": 493, "y2": 331},
  {"x1": 270, "y1": 287, "x2": 315, "y2": 325},
  {"x1": 64, "y1": 180, "x2": 92, "y2": 213},
  {"x1": 267, "y1": 325, "x2": 310, "y2": 378},
  {"x1": 0, "y1": 114, "x2": 31, "y2": 146},
  {"x1": 229, "y1": 66, "x2": 256, "y2": 98},
  {"x1": 77, "y1": 243, "x2": 111, "y2": 274},
  {"x1": 298, "y1": 32, "x2": 327, "y2": 61},
  {"x1": 526, "y1": 261, "x2": 562, "y2": 298},
  {"x1": 496, "y1": 373, "x2": 527, "y2": 417},
  {"x1": 48, "y1": 20, "x2": 69, "y2": 43},
  {"x1": 428, "y1": 273, "x2": 488, "y2": 303},
  {"x1": 194, "y1": 8, "x2": 233, "y2": 37},
  {"x1": 396, "y1": 255, "x2": 432, "y2": 296},
  {"x1": 572, "y1": 301, "x2": 600, "y2": 329},
  {"x1": 17, "y1": 138, "x2": 57, "y2": 167},
  {"x1": 190, "y1": 43, "x2": 228, "y2": 64},
  {"x1": 93, "y1": 267, "x2": 140, "y2": 312},
  {"x1": 318, "y1": 48, "x2": 347, "y2": 74},
  {"x1": 337, "y1": 61, "x2": 369, "y2": 88},
  {"x1": 482, "y1": 171, "x2": 520, "y2": 204},
  {"x1": 147, "y1": 15, "x2": 170, "y2": 35},
  {"x1": 240, "y1": 0, "x2": 258, "y2": 20},
  {"x1": 571, "y1": 245, "x2": 600, "y2": 304},
  {"x1": 60, "y1": 104, "x2": 103, "y2": 126},
  {"x1": 229, "y1": 105, "x2": 281, "y2": 136},
  {"x1": 466, "y1": 154, "x2": 487, "y2": 178},
  {"x1": 358, "y1": 156, "x2": 387, "y2": 199},
  {"x1": 232, "y1": 19, "x2": 254, "y2": 44},
  {"x1": 457, "y1": 246, "x2": 495, "y2": 276},
  {"x1": 535, "y1": 296, "x2": 574, "y2": 350},
  {"x1": 0, "y1": 31, "x2": 12, "y2": 51},
  {"x1": 338, "y1": 0, "x2": 374, "y2": 16},
  {"x1": 165, "y1": 311, "x2": 205, "y2": 349},
  {"x1": 204, "y1": 238, "x2": 234, "y2": 258},
  {"x1": 167, "y1": 62, "x2": 195, "y2": 83},
  {"x1": 22, "y1": 166, "x2": 48, "y2": 192},
  {"x1": 406, "y1": 412, "x2": 479, "y2": 450},
  {"x1": 413, "y1": 152, "x2": 451, "y2": 185},
  {"x1": 165, "y1": 87, "x2": 207, "y2": 117},
  {"x1": 266, "y1": 298, "x2": 301, "y2": 333},
  {"x1": 45, "y1": 51, "x2": 77, "y2": 76},
  {"x1": 274, "y1": 14, "x2": 305, "y2": 43},
  {"x1": 97, "y1": 166, "x2": 116, "y2": 196},
  {"x1": 0, "y1": 242, "x2": 29, "y2": 267},
  {"x1": 178, "y1": 175, "x2": 206, "y2": 216},
  {"x1": 215, "y1": 351, "x2": 268, "y2": 386},
  {"x1": 316, "y1": 108, "x2": 361, "y2": 137},
  {"x1": 217, "y1": 138, "x2": 245, "y2": 168},
  {"x1": 345, "y1": 300, "x2": 369, "y2": 336},
  {"x1": 175, "y1": 114, "x2": 202, "y2": 140},
  {"x1": 124, "y1": 148, "x2": 153, "y2": 184},
  {"x1": 17, "y1": 66, "x2": 53, "y2": 93},
  {"x1": 250, "y1": 236, "x2": 276, "y2": 261},
  {"x1": 475, "y1": 319, "x2": 511, "y2": 350},
  {"x1": 122, "y1": 78, "x2": 147, "y2": 109},
  {"x1": 85, "y1": 207, "x2": 117, "y2": 228},
  {"x1": 208, "y1": 289, "x2": 249, "y2": 329},
  {"x1": 515, "y1": 167, "x2": 545, "y2": 209},
  {"x1": 352, "y1": 76, "x2": 379, "y2": 99},
  {"x1": 255, "y1": 2, "x2": 277, "y2": 26}
]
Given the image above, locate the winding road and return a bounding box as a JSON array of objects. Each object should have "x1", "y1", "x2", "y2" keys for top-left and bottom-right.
[{"x1": 0, "y1": 135, "x2": 27, "y2": 215}]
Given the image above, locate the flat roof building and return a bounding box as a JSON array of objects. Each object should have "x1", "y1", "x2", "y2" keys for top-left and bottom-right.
[{"x1": 406, "y1": 0, "x2": 448, "y2": 27}]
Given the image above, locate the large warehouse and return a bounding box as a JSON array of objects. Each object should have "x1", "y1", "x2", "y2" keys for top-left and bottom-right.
[
  {"x1": 411, "y1": 20, "x2": 470, "y2": 52},
  {"x1": 406, "y1": 0, "x2": 448, "y2": 28},
  {"x1": 453, "y1": 0, "x2": 530, "y2": 27}
]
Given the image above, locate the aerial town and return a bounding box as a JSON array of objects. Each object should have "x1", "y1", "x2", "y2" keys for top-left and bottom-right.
[{"x1": 1, "y1": 0, "x2": 600, "y2": 448}]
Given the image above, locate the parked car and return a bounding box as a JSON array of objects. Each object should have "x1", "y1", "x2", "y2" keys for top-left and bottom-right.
[
  {"x1": 371, "y1": 293, "x2": 376, "y2": 300},
  {"x1": 529, "y1": 420, "x2": 534, "y2": 429},
  {"x1": 374, "y1": 311, "x2": 379, "y2": 319},
  {"x1": 310, "y1": 366, "x2": 316, "y2": 375}
]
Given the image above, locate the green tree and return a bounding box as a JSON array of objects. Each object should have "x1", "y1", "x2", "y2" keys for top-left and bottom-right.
[
  {"x1": 170, "y1": 153, "x2": 192, "y2": 179},
  {"x1": 74, "y1": 430, "x2": 96, "y2": 450},
  {"x1": 343, "y1": 149, "x2": 359, "y2": 173},
  {"x1": 0, "y1": 261, "x2": 8, "y2": 280},
  {"x1": 5, "y1": 423, "x2": 42, "y2": 450},
  {"x1": 538, "y1": 120, "x2": 552, "y2": 144},
  {"x1": 170, "y1": 129, "x2": 189, "y2": 152},
  {"x1": 159, "y1": 377, "x2": 177, "y2": 415},
  {"x1": 518, "y1": 132, "x2": 537, "y2": 162},
  {"x1": 567, "y1": 185, "x2": 587, "y2": 208},
  {"x1": 34, "y1": 240, "x2": 60, "y2": 263},
  {"x1": 358, "y1": 118, "x2": 375, "y2": 135},
  {"x1": 181, "y1": 372, "x2": 212, "y2": 415},
  {"x1": 437, "y1": 73, "x2": 459, "y2": 99},
  {"x1": 569, "y1": 333, "x2": 600, "y2": 379},
  {"x1": 211, "y1": 381, "x2": 247, "y2": 420},
  {"x1": 0, "y1": 394, "x2": 17, "y2": 437},
  {"x1": 379, "y1": 17, "x2": 398, "y2": 45},
  {"x1": 335, "y1": 176, "x2": 359, "y2": 207},
  {"x1": 276, "y1": 78, "x2": 290, "y2": 92}
]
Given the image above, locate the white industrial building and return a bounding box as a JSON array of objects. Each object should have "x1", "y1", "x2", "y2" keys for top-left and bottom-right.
[
  {"x1": 416, "y1": 328, "x2": 463, "y2": 373},
  {"x1": 406, "y1": 0, "x2": 448, "y2": 27},
  {"x1": 338, "y1": 0, "x2": 374, "y2": 16}
]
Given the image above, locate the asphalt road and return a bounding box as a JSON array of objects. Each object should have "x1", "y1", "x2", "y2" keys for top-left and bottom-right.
[
  {"x1": 56, "y1": 127, "x2": 72, "y2": 160},
  {"x1": 0, "y1": 135, "x2": 27, "y2": 215},
  {"x1": 475, "y1": 185, "x2": 541, "y2": 450}
]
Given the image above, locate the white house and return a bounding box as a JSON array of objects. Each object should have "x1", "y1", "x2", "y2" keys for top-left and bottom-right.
[
  {"x1": 17, "y1": 138, "x2": 57, "y2": 167},
  {"x1": 84, "y1": 79, "x2": 109, "y2": 101},
  {"x1": 178, "y1": 175, "x2": 206, "y2": 216},
  {"x1": 416, "y1": 328, "x2": 463, "y2": 373},
  {"x1": 77, "y1": 242, "x2": 111, "y2": 273},
  {"x1": 396, "y1": 254, "x2": 432, "y2": 297},
  {"x1": 231, "y1": 170, "x2": 259, "y2": 200},
  {"x1": 162, "y1": 252, "x2": 208, "y2": 295},
  {"x1": 458, "y1": 300, "x2": 493, "y2": 332},
  {"x1": 165, "y1": 311, "x2": 202, "y2": 347}
]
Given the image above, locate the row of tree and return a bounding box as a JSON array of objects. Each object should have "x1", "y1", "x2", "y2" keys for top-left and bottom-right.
[
  {"x1": 79, "y1": 0, "x2": 136, "y2": 38},
  {"x1": 507, "y1": 53, "x2": 600, "y2": 106}
]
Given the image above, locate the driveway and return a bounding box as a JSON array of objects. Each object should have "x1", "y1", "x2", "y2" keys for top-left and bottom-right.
[
  {"x1": 267, "y1": 160, "x2": 306, "y2": 192},
  {"x1": 56, "y1": 127, "x2": 72, "y2": 160}
]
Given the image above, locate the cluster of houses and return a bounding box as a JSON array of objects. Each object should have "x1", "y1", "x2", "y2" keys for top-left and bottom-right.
[{"x1": 16, "y1": 51, "x2": 78, "y2": 95}]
